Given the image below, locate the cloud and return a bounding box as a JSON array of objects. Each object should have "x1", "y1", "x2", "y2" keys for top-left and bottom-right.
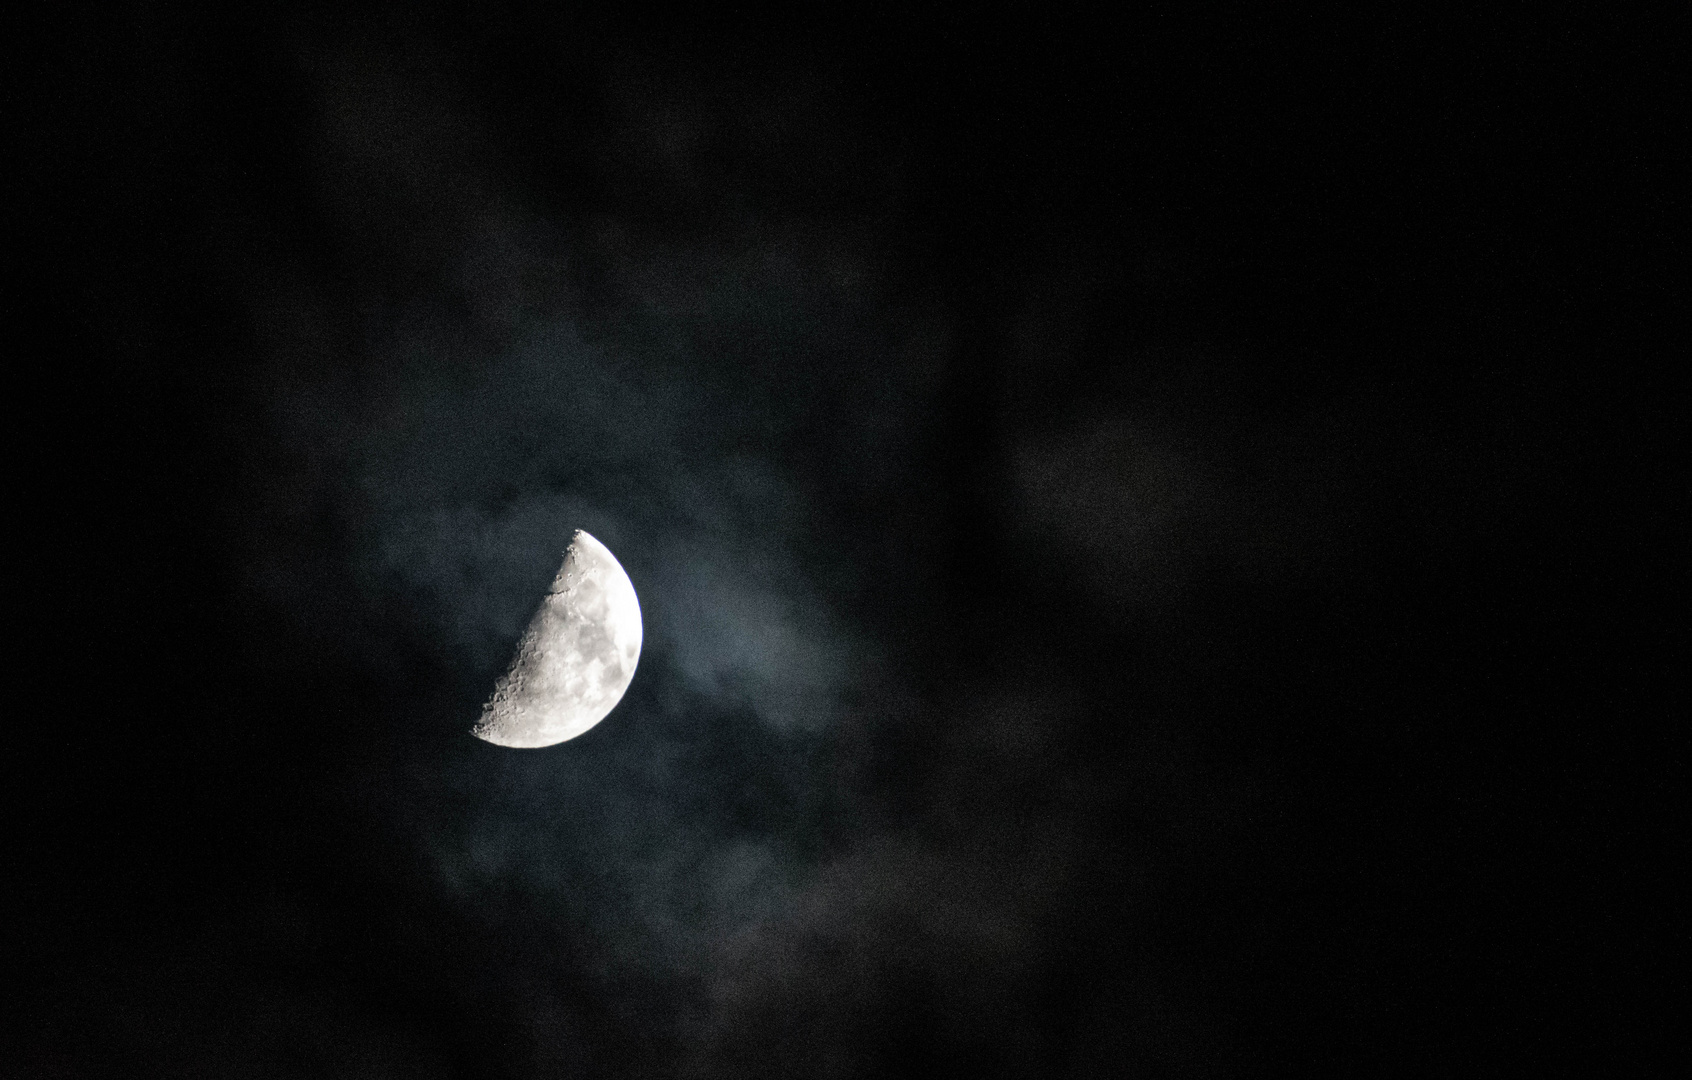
[{"x1": 218, "y1": 48, "x2": 1008, "y2": 1072}]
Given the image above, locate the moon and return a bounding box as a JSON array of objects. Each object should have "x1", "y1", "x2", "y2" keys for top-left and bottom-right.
[{"x1": 472, "y1": 530, "x2": 643, "y2": 748}]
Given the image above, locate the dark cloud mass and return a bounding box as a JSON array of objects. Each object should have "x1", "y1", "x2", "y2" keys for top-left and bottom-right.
[{"x1": 9, "y1": 8, "x2": 1673, "y2": 1079}]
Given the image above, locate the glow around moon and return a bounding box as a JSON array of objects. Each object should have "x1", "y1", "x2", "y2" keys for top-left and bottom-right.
[{"x1": 472, "y1": 530, "x2": 643, "y2": 748}]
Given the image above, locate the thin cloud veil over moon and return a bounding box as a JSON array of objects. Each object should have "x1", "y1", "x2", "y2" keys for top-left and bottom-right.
[{"x1": 471, "y1": 530, "x2": 643, "y2": 748}]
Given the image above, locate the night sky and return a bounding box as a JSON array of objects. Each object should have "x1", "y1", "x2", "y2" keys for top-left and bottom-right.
[{"x1": 9, "y1": 8, "x2": 1674, "y2": 1077}]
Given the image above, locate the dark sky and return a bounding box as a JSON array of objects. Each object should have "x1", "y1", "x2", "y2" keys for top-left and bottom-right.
[{"x1": 8, "y1": 7, "x2": 1675, "y2": 1078}]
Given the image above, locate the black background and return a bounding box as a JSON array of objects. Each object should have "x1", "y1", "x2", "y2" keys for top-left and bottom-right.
[{"x1": 8, "y1": 6, "x2": 1677, "y2": 1077}]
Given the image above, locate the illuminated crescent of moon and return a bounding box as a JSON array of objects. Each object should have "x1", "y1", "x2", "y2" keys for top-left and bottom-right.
[{"x1": 471, "y1": 530, "x2": 642, "y2": 748}]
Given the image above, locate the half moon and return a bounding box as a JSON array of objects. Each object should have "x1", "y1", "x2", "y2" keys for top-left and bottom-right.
[{"x1": 472, "y1": 530, "x2": 643, "y2": 748}]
